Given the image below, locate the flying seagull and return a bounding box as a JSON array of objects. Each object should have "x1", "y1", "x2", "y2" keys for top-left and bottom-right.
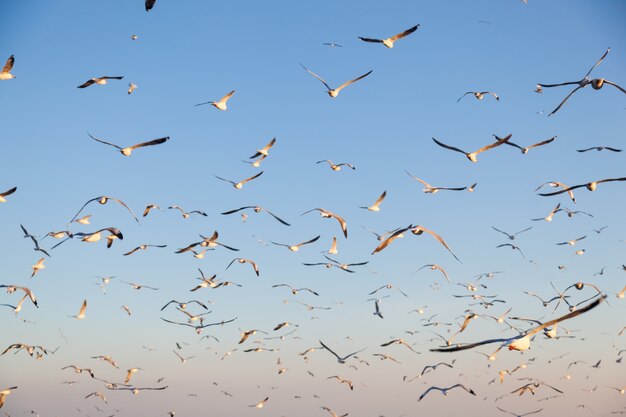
[
  {"x1": 538, "y1": 177, "x2": 626, "y2": 196},
  {"x1": 221, "y1": 205, "x2": 290, "y2": 226},
  {"x1": 88, "y1": 133, "x2": 169, "y2": 156},
  {"x1": 457, "y1": 91, "x2": 499, "y2": 102},
  {"x1": 271, "y1": 235, "x2": 320, "y2": 252},
  {"x1": 301, "y1": 208, "x2": 348, "y2": 238},
  {"x1": 214, "y1": 171, "x2": 263, "y2": 189},
  {"x1": 195, "y1": 90, "x2": 235, "y2": 111},
  {"x1": 502, "y1": 135, "x2": 556, "y2": 154},
  {"x1": 358, "y1": 24, "x2": 419, "y2": 48},
  {"x1": 249, "y1": 137, "x2": 276, "y2": 159},
  {"x1": 418, "y1": 384, "x2": 476, "y2": 401},
  {"x1": 319, "y1": 340, "x2": 365, "y2": 364},
  {"x1": 0, "y1": 55, "x2": 15, "y2": 80},
  {"x1": 432, "y1": 134, "x2": 511, "y2": 163},
  {"x1": 68, "y1": 195, "x2": 139, "y2": 225},
  {"x1": 491, "y1": 226, "x2": 532, "y2": 240},
  {"x1": 538, "y1": 47, "x2": 626, "y2": 116},
  {"x1": 576, "y1": 146, "x2": 621, "y2": 153},
  {"x1": 300, "y1": 63, "x2": 372, "y2": 98},
  {"x1": 359, "y1": 190, "x2": 387, "y2": 211},
  {"x1": 78, "y1": 76, "x2": 124, "y2": 89}
]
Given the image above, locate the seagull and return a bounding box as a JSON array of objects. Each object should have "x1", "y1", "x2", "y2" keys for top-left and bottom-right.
[
  {"x1": 21, "y1": 224, "x2": 51, "y2": 257},
  {"x1": 127, "y1": 82, "x2": 137, "y2": 94},
  {"x1": 73, "y1": 214, "x2": 92, "y2": 225},
  {"x1": 556, "y1": 235, "x2": 586, "y2": 246},
  {"x1": 91, "y1": 355, "x2": 119, "y2": 369},
  {"x1": 416, "y1": 264, "x2": 451, "y2": 283},
  {"x1": 68, "y1": 195, "x2": 138, "y2": 225},
  {"x1": 406, "y1": 171, "x2": 468, "y2": 193},
  {"x1": 327, "y1": 375, "x2": 353, "y2": 391},
  {"x1": 68, "y1": 300, "x2": 87, "y2": 320},
  {"x1": 324, "y1": 236, "x2": 338, "y2": 254},
  {"x1": 77, "y1": 76, "x2": 124, "y2": 89},
  {"x1": 0, "y1": 285, "x2": 38, "y2": 308},
  {"x1": 271, "y1": 235, "x2": 320, "y2": 252},
  {"x1": 457, "y1": 91, "x2": 499, "y2": 102},
  {"x1": 226, "y1": 258, "x2": 260, "y2": 277},
  {"x1": 530, "y1": 203, "x2": 561, "y2": 222},
  {"x1": 121, "y1": 281, "x2": 158, "y2": 290},
  {"x1": 84, "y1": 392, "x2": 107, "y2": 404},
  {"x1": 511, "y1": 381, "x2": 563, "y2": 396},
  {"x1": 214, "y1": 171, "x2": 263, "y2": 189},
  {"x1": 496, "y1": 243, "x2": 526, "y2": 260},
  {"x1": 160, "y1": 300, "x2": 209, "y2": 311},
  {"x1": 172, "y1": 350, "x2": 195, "y2": 364},
  {"x1": 160, "y1": 317, "x2": 237, "y2": 334},
  {"x1": 143, "y1": 204, "x2": 162, "y2": 217},
  {"x1": 319, "y1": 340, "x2": 365, "y2": 364},
  {"x1": 418, "y1": 384, "x2": 476, "y2": 401},
  {"x1": 168, "y1": 205, "x2": 207, "y2": 219},
  {"x1": 88, "y1": 133, "x2": 168, "y2": 156},
  {"x1": 316, "y1": 160, "x2": 356, "y2": 171},
  {"x1": 123, "y1": 244, "x2": 167, "y2": 256},
  {"x1": 538, "y1": 47, "x2": 625, "y2": 115},
  {"x1": 145, "y1": 0, "x2": 156, "y2": 11},
  {"x1": 577, "y1": 146, "x2": 622, "y2": 153},
  {"x1": 0, "y1": 186, "x2": 17, "y2": 202},
  {"x1": 301, "y1": 208, "x2": 348, "y2": 238},
  {"x1": 194, "y1": 90, "x2": 235, "y2": 111},
  {"x1": 322, "y1": 42, "x2": 343, "y2": 47},
  {"x1": 358, "y1": 24, "x2": 419, "y2": 48},
  {"x1": 431, "y1": 295, "x2": 605, "y2": 353},
  {"x1": 432, "y1": 134, "x2": 511, "y2": 163},
  {"x1": 419, "y1": 360, "x2": 456, "y2": 377},
  {"x1": 492, "y1": 226, "x2": 532, "y2": 240},
  {"x1": 271, "y1": 284, "x2": 319, "y2": 296},
  {"x1": 502, "y1": 135, "x2": 556, "y2": 154},
  {"x1": 538, "y1": 177, "x2": 626, "y2": 196},
  {"x1": 0, "y1": 55, "x2": 15, "y2": 80},
  {"x1": 496, "y1": 407, "x2": 543, "y2": 417},
  {"x1": 249, "y1": 137, "x2": 276, "y2": 159},
  {"x1": 221, "y1": 205, "x2": 289, "y2": 225},
  {"x1": 380, "y1": 338, "x2": 420, "y2": 354},
  {"x1": 368, "y1": 297, "x2": 386, "y2": 318},
  {"x1": 321, "y1": 406, "x2": 348, "y2": 417},
  {"x1": 535, "y1": 181, "x2": 576, "y2": 204},
  {"x1": 359, "y1": 190, "x2": 387, "y2": 211},
  {"x1": 249, "y1": 396, "x2": 269, "y2": 408},
  {"x1": 0, "y1": 386, "x2": 17, "y2": 409},
  {"x1": 300, "y1": 63, "x2": 372, "y2": 98},
  {"x1": 30, "y1": 258, "x2": 45, "y2": 278}
]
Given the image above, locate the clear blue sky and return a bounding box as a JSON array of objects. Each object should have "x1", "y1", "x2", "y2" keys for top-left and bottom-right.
[{"x1": 1, "y1": 1, "x2": 625, "y2": 416}]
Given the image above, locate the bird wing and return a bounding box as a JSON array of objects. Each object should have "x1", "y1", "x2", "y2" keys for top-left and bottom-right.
[
  {"x1": 538, "y1": 184, "x2": 586, "y2": 196},
  {"x1": 432, "y1": 137, "x2": 466, "y2": 155},
  {"x1": 87, "y1": 133, "x2": 122, "y2": 150},
  {"x1": 218, "y1": 90, "x2": 236, "y2": 105},
  {"x1": 221, "y1": 206, "x2": 252, "y2": 215},
  {"x1": 418, "y1": 386, "x2": 440, "y2": 401},
  {"x1": 390, "y1": 25, "x2": 419, "y2": 41},
  {"x1": 372, "y1": 225, "x2": 412, "y2": 254},
  {"x1": 358, "y1": 36, "x2": 383, "y2": 43},
  {"x1": 214, "y1": 175, "x2": 235, "y2": 186},
  {"x1": 108, "y1": 197, "x2": 139, "y2": 223},
  {"x1": 129, "y1": 137, "x2": 169, "y2": 150},
  {"x1": 145, "y1": 0, "x2": 156, "y2": 11},
  {"x1": 0, "y1": 186, "x2": 17, "y2": 197},
  {"x1": 123, "y1": 246, "x2": 141, "y2": 256},
  {"x1": 68, "y1": 197, "x2": 100, "y2": 225},
  {"x1": 77, "y1": 79, "x2": 96, "y2": 88},
  {"x1": 298, "y1": 235, "x2": 321, "y2": 247},
  {"x1": 2, "y1": 55, "x2": 14, "y2": 73},
  {"x1": 576, "y1": 147, "x2": 595, "y2": 152},
  {"x1": 261, "y1": 208, "x2": 291, "y2": 226},
  {"x1": 300, "y1": 63, "x2": 332, "y2": 91},
  {"x1": 78, "y1": 300, "x2": 87, "y2": 316},
  {"x1": 584, "y1": 47, "x2": 610, "y2": 79},
  {"x1": 241, "y1": 171, "x2": 264, "y2": 184},
  {"x1": 547, "y1": 83, "x2": 587, "y2": 116},
  {"x1": 602, "y1": 80, "x2": 626, "y2": 95},
  {"x1": 474, "y1": 134, "x2": 511, "y2": 156},
  {"x1": 335, "y1": 70, "x2": 373, "y2": 93},
  {"x1": 416, "y1": 226, "x2": 460, "y2": 262},
  {"x1": 528, "y1": 136, "x2": 556, "y2": 150},
  {"x1": 456, "y1": 92, "x2": 473, "y2": 102},
  {"x1": 330, "y1": 213, "x2": 348, "y2": 238}
]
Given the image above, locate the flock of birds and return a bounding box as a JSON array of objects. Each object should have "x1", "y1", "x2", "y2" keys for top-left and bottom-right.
[{"x1": 1, "y1": 1, "x2": 625, "y2": 416}]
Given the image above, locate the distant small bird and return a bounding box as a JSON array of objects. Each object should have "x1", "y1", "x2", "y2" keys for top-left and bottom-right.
[
  {"x1": 0, "y1": 55, "x2": 15, "y2": 80},
  {"x1": 316, "y1": 160, "x2": 355, "y2": 171},
  {"x1": 576, "y1": 146, "x2": 621, "y2": 153},
  {"x1": 300, "y1": 63, "x2": 372, "y2": 98},
  {"x1": 358, "y1": 24, "x2": 419, "y2": 48},
  {"x1": 457, "y1": 91, "x2": 499, "y2": 102},
  {"x1": 195, "y1": 90, "x2": 235, "y2": 111},
  {"x1": 214, "y1": 171, "x2": 263, "y2": 190},
  {"x1": 418, "y1": 384, "x2": 476, "y2": 401},
  {"x1": 88, "y1": 133, "x2": 168, "y2": 156},
  {"x1": 322, "y1": 43, "x2": 343, "y2": 48},
  {"x1": 68, "y1": 300, "x2": 88, "y2": 320},
  {"x1": 360, "y1": 190, "x2": 387, "y2": 211},
  {"x1": 77, "y1": 76, "x2": 124, "y2": 89},
  {"x1": 127, "y1": 83, "x2": 137, "y2": 94},
  {"x1": 249, "y1": 396, "x2": 269, "y2": 408}
]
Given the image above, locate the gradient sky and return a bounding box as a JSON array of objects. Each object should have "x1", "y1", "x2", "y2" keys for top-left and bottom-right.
[{"x1": 1, "y1": 1, "x2": 625, "y2": 416}]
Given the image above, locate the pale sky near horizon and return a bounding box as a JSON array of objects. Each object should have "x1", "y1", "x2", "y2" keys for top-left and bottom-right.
[{"x1": 1, "y1": 1, "x2": 625, "y2": 416}]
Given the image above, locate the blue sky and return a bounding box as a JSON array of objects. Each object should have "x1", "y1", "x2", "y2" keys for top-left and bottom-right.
[{"x1": 1, "y1": 1, "x2": 625, "y2": 416}]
